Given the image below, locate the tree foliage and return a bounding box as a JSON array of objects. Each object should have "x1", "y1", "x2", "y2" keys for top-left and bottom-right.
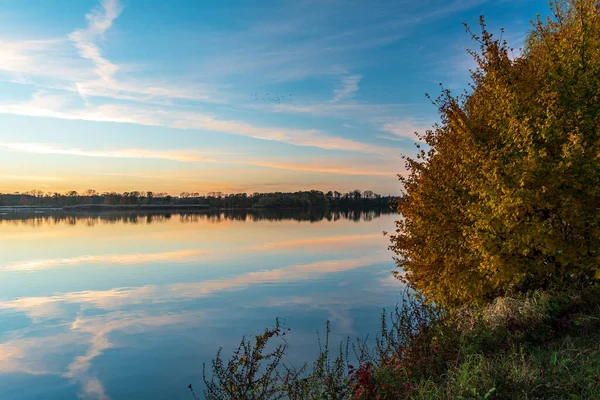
[{"x1": 391, "y1": 0, "x2": 600, "y2": 307}]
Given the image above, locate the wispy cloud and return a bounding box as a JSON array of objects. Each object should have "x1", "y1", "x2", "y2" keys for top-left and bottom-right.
[
  {"x1": 249, "y1": 101, "x2": 430, "y2": 146},
  {"x1": 377, "y1": 119, "x2": 428, "y2": 140},
  {"x1": 66, "y1": 0, "x2": 227, "y2": 104},
  {"x1": 255, "y1": 101, "x2": 418, "y2": 128},
  {"x1": 0, "y1": 140, "x2": 404, "y2": 179},
  {"x1": 1, "y1": 174, "x2": 64, "y2": 182},
  {"x1": 0, "y1": 0, "x2": 500, "y2": 194},
  {"x1": 69, "y1": 0, "x2": 122, "y2": 86},
  {"x1": 195, "y1": 0, "x2": 477, "y2": 83},
  {"x1": 0, "y1": 91, "x2": 392, "y2": 155},
  {"x1": 0, "y1": 142, "x2": 217, "y2": 163},
  {"x1": 0, "y1": 91, "x2": 166, "y2": 125},
  {"x1": 250, "y1": 160, "x2": 397, "y2": 176},
  {"x1": 174, "y1": 113, "x2": 395, "y2": 154},
  {"x1": 0, "y1": 1, "x2": 223, "y2": 105},
  {"x1": 331, "y1": 74, "x2": 362, "y2": 103},
  {"x1": 0, "y1": 39, "x2": 90, "y2": 81}
]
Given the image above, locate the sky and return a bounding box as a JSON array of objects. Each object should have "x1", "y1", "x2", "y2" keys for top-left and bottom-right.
[{"x1": 0, "y1": 0, "x2": 549, "y2": 195}]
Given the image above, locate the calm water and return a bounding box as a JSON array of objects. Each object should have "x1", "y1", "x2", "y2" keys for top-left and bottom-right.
[{"x1": 0, "y1": 210, "x2": 403, "y2": 400}]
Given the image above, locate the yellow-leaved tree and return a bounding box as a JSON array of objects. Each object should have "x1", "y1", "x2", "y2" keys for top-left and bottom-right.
[{"x1": 391, "y1": 0, "x2": 600, "y2": 307}]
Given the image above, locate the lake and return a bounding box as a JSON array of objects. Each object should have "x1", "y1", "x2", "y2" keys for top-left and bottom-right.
[{"x1": 0, "y1": 210, "x2": 404, "y2": 400}]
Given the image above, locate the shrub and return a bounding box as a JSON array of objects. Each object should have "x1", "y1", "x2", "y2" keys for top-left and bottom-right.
[{"x1": 390, "y1": 0, "x2": 600, "y2": 307}]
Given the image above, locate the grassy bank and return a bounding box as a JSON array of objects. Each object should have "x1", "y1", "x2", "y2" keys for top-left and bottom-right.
[{"x1": 198, "y1": 286, "x2": 600, "y2": 399}]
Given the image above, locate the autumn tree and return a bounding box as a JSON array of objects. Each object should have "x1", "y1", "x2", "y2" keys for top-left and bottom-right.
[{"x1": 391, "y1": 0, "x2": 600, "y2": 307}]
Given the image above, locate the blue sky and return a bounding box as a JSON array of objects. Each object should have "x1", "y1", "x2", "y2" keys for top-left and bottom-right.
[{"x1": 0, "y1": 0, "x2": 548, "y2": 195}]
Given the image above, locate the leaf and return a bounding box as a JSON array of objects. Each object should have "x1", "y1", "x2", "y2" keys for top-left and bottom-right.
[{"x1": 484, "y1": 387, "x2": 496, "y2": 399}]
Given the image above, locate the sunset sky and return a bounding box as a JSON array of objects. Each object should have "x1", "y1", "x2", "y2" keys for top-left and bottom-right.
[{"x1": 0, "y1": 0, "x2": 547, "y2": 195}]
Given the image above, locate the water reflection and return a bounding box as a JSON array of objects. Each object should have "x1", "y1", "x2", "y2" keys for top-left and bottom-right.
[
  {"x1": 0, "y1": 211, "x2": 402, "y2": 400},
  {"x1": 0, "y1": 208, "x2": 389, "y2": 227}
]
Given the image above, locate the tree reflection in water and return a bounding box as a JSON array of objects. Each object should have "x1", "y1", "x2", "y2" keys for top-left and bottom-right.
[{"x1": 0, "y1": 208, "x2": 394, "y2": 227}]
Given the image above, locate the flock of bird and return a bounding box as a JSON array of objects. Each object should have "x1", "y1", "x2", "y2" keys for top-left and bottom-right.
[{"x1": 249, "y1": 92, "x2": 292, "y2": 104}]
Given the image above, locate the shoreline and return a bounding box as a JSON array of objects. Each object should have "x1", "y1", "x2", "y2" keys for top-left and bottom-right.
[{"x1": 0, "y1": 204, "x2": 392, "y2": 214}]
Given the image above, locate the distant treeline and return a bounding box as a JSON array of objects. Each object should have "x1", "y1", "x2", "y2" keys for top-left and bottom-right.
[
  {"x1": 0, "y1": 209, "x2": 390, "y2": 226},
  {"x1": 0, "y1": 189, "x2": 396, "y2": 210}
]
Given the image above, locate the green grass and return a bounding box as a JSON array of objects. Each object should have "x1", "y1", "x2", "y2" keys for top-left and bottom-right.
[
  {"x1": 414, "y1": 332, "x2": 600, "y2": 399},
  {"x1": 409, "y1": 288, "x2": 600, "y2": 400}
]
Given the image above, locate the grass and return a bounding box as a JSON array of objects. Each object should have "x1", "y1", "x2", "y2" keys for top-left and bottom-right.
[
  {"x1": 414, "y1": 333, "x2": 600, "y2": 399},
  {"x1": 196, "y1": 285, "x2": 600, "y2": 399}
]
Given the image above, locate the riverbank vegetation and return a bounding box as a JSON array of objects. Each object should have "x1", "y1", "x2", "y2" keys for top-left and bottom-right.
[
  {"x1": 200, "y1": 287, "x2": 600, "y2": 399},
  {"x1": 198, "y1": 1, "x2": 600, "y2": 398},
  {"x1": 0, "y1": 189, "x2": 394, "y2": 210}
]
